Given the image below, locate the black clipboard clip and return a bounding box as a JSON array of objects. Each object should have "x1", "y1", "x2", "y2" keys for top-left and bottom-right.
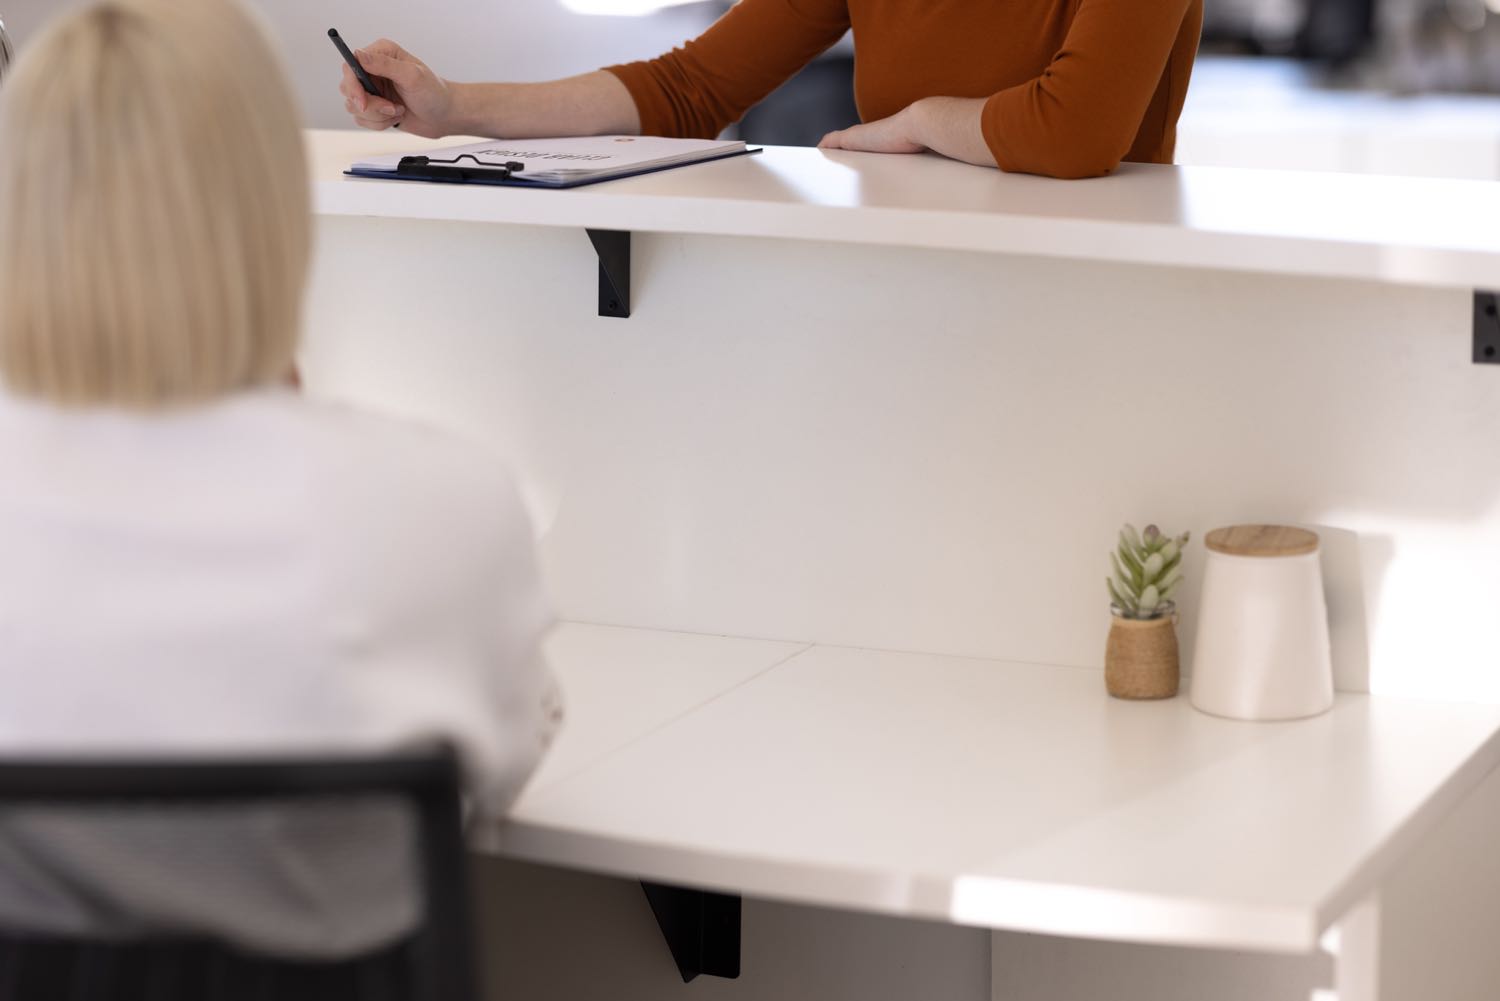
[{"x1": 396, "y1": 153, "x2": 526, "y2": 183}]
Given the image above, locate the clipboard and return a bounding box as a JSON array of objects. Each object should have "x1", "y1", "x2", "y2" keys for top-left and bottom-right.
[{"x1": 345, "y1": 145, "x2": 762, "y2": 189}]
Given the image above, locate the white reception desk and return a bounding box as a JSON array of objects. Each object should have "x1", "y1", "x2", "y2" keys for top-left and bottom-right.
[{"x1": 303, "y1": 130, "x2": 1500, "y2": 1001}]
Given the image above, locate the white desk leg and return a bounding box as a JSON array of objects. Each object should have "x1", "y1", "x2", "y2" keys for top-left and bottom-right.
[{"x1": 1328, "y1": 892, "x2": 1381, "y2": 1001}]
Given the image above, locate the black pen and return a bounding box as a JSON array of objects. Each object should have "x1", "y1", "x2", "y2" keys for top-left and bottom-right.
[{"x1": 328, "y1": 28, "x2": 399, "y2": 129}]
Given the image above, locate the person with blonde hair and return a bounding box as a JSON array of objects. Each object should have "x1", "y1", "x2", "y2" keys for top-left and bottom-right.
[{"x1": 0, "y1": 0, "x2": 560, "y2": 992}]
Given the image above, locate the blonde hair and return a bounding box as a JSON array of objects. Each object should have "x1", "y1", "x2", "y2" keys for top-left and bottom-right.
[{"x1": 0, "y1": 0, "x2": 310, "y2": 408}]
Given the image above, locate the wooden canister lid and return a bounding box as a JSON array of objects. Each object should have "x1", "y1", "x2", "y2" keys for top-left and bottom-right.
[{"x1": 1205, "y1": 524, "x2": 1319, "y2": 557}]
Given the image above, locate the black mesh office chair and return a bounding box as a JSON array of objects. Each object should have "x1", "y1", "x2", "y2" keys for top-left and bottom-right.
[{"x1": 0, "y1": 747, "x2": 480, "y2": 1001}]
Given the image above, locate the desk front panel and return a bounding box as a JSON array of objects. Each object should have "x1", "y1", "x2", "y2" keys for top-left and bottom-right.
[{"x1": 303, "y1": 216, "x2": 1500, "y2": 702}]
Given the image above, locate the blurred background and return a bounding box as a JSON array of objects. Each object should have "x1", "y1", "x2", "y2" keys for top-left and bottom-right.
[{"x1": 2, "y1": 0, "x2": 1498, "y2": 177}]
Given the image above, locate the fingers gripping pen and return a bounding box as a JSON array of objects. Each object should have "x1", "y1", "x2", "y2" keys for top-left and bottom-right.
[{"x1": 329, "y1": 28, "x2": 399, "y2": 129}]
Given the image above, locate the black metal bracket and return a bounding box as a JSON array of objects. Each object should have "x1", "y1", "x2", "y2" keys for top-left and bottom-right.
[
  {"x1": 640, "y1": 881, "x2": 740, "y2": 983},
  {"x1": 586, "y1": 228, "x2": 631, "y2": 318},
  {"x1": 1475, "y1": 291, "x2": 1500, "y2": 364}
]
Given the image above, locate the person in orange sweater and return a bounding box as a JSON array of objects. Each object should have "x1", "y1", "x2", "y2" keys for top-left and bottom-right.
[{"x1": 339, "y1": 0, "x2": 1202, "y2": 179}]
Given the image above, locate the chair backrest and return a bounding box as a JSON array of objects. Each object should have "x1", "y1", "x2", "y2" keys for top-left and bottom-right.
[{"x1": 0, "y1": 746, "x2": 480, "y2": 1001}]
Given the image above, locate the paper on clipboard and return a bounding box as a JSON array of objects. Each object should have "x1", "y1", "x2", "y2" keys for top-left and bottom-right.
[{"x1": 350, "y1": 135, "x2": 748, "y2": 185}]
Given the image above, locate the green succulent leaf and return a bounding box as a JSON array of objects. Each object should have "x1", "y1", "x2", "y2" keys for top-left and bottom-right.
[
  {"x1": 1138, "y1": 584, "x2": 1161, "y2": 613},
  {"x1": 1111, "y1": 523, "x2": 1191, "y2": 613}
]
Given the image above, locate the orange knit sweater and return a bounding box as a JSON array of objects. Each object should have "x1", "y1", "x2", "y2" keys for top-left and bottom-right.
[{"x1": 605, "y1": 0, "x2": 1203, "y2": 179}]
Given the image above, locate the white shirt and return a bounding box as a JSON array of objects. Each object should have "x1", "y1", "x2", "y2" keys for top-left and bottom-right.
[{"x1": 0, "y1": 387, "x2": 561, "y2": 954}]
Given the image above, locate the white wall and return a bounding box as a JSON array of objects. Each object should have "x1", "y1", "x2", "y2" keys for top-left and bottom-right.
[
  {"x1": 0, "y1": 0, "x2": 717, "y2": 128},
  {"x1": 305, "y1": 221, "x2": 1500, "y2": 698}
]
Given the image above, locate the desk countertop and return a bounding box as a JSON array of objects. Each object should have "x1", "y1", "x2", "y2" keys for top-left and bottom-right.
[
  {"x1": 497, "y1": 623, "x2": 1500, "y2": 954},
  {"x1": 310, "y1": 128, "x2": 1500, "y2": 290}
]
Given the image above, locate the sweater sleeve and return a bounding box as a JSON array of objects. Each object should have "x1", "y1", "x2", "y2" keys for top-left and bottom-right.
[
  {"x1": 604, "y1": 0, "x2": 850, "y2": 139},
  {"x1": 982, "y1": 0, "x2": 1198, "y2": 179}
]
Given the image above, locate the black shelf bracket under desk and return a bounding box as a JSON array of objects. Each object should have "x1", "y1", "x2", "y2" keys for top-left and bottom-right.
[
  {"x1": 640, "y1": 881, "x2": 741, "y2": 982},
  {"x1": 1475, "y1": 291, "x2": 1500, "y2": 364},
  {"x1": 587, "y1": 229, "x2": 631, "y2": 318}
]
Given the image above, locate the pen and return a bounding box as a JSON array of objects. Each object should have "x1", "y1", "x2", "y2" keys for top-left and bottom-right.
[{"x1": 328, "y1": 28, "x2": 399, "y2": 129}]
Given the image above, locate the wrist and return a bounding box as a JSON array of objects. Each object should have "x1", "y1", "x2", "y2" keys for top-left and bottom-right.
[
  {"x1": 904, "y1": 98, "x2": 938, "y2": 150},
  {"x1": 444, "y1": 81, "x2": 482, "y2": 136}
]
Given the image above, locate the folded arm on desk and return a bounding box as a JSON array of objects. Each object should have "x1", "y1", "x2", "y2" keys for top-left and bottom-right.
[{"x1": 823, "y1": 0, "x2": 1199, "y2": 179}]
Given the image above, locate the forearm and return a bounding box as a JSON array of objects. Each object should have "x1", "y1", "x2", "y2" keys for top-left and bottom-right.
[
  {"x1": 908, "y1": 97, "x2": 996, "y2": 168},
  {"x1": 447, "y1": 70, "x2": 641, "y2": 138}
]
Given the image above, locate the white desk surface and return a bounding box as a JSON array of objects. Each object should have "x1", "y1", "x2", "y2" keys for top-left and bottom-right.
[
  {"x1": 523, "y1": 623, "x2": 808, "y2": 792},
  {"x1": 500, "y1": 623, "x2": 1500, "y2": 953},
  {"x1": 310, "y1": 128, "x2": 1500, "y2": 291}
]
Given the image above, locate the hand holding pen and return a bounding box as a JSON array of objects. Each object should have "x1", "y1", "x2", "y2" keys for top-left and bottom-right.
[{"x1": 331, "y1": 32, "x2": 457, "y2": 138}]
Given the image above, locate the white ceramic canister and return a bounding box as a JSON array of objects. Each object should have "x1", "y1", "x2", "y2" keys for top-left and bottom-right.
[{"x1": 1189, "y1": 524, "x2": 1333, "y2": 721}]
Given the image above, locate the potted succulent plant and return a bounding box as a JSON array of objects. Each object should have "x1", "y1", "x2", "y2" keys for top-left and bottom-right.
[{"x1": 1105, "y1": 524, "x2": 1189, "y2": 699}]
